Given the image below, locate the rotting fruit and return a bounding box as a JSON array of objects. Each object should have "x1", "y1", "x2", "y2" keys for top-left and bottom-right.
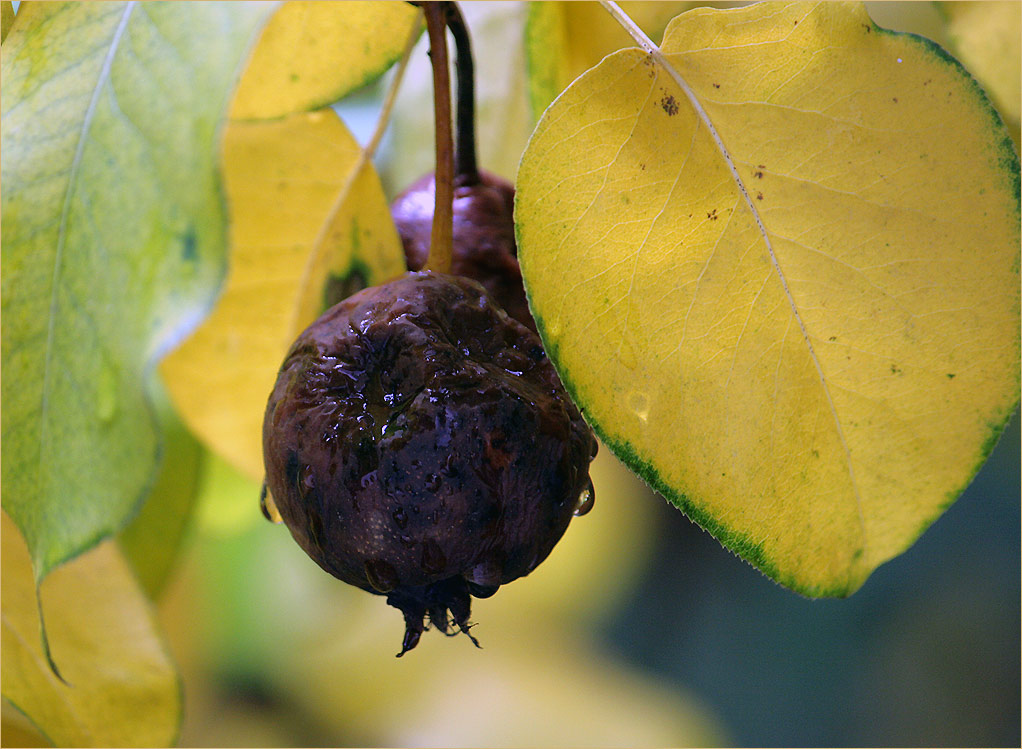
[
  {"x1": 262, "y1": 271, "x2": 597, "y2": 655},
  {"x1": 391, "y1": 170, "x2": 536, "y2": 333}
]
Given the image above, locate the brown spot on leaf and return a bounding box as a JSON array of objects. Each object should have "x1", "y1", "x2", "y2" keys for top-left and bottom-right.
[
  {"x1": 661, "y1": 94, "x2": 679, "y2": 116},
  {"x1": 754, "y1": 170, "x2": 764, "y2": 179},
  {"x1": 707, "y1": 208, "x2": 718, "y2": 221},
  {"x1": 712, "y1": 83, "x2": 720, "y2": 89},
  {"x1": 756, "y1": 191, "x2": 764, "y2": 201}
]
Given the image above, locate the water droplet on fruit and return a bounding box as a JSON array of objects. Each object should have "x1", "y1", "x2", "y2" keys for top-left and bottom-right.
[
  {"x1": 574, "y1": 477, "x2": 595, "y2": 516},
  {"x1": 627, "y1": 390, "x2": 650, "y2": 422},
  {"x1": 365, "y1": 559, "x2": 399, "y2": 592},
  {"x1": 260, "y1": 483, "x2": 283, "y2": 524}
]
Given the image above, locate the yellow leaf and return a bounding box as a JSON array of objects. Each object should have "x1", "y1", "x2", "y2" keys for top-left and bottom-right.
[
  {"x1": 515, "y1": 2, "x2": 1020, "y2": 596},
  {"x1": 1, "y1": 512, "x2": 180, "y2": 747},
  {"x1": 161, "y1": 110, "x2": 404, "y2": 481},
  {"x1": 230, "y1": 0, "x2": 420, "y2": 120},
  {"x1": 525, "y1": 1, "x2": 700, "y2": 118},
  {"x1": 942, "y1": 1, "x2": 1021, "y2": 131}
]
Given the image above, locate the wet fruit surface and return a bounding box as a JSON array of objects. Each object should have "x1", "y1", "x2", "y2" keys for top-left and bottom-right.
[
  {"x1": 391, "y1": 170, "x2": 536, "y2": 332},
  {"x1": 263, "y1": 271, "x2": 597, "y2": 654}
]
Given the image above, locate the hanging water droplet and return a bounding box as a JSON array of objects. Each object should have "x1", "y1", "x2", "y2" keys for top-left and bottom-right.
[
  {"x1": 260, "y1": 483, "x2": 283, "y2": 524},
  {"x1": 574, "y1": 477, "x2": 595, "y2": 516}
]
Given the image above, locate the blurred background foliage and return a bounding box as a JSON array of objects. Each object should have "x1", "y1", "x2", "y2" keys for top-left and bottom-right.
[{"x1": 3, "y1": 2, "x2": 1019, "y2": 747}]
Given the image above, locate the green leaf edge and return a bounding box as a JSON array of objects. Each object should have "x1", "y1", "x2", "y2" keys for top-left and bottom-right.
[{"x1": 515, "y1": 6, "x2": 1022, "y2": 599}]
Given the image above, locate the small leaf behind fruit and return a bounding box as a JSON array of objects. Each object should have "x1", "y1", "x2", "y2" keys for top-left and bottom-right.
[
  {"x1": 161, "y1": 110, "x2": 404, "y2": 481},
  {"x1": 525, "y1": 1, "x2": 697, "y2": 119},
  {"x1": 1, "y1": 1, "x2": 15, "y2": 44},
  {"x1": 0, "y1": 1, "x2": 273, "y2": 581},
  {"x1": 1, "y1": 512, "x2": 181, "y2": 747},
  {"x1": 230, "y1": 0, "x2": 420, "y2": 120},
  {"x1": 516, "y1": 1, "x2": 1020, "y2": 596}
]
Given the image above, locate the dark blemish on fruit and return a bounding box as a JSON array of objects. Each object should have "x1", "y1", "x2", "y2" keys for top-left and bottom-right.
[
  {"x1": 660, "y1": 94, "x2": 679, "y2": 116},
  {"x1": 180, "y1": 227, "x2": 198, "y2": 262},
  {"x1": 707, "y1": 208, "x2": 718, "y2": 220}
]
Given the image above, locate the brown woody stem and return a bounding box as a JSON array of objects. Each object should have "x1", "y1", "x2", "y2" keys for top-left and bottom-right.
[
  {"x1": 446, "y1": 2, "x2": 479, "y2": 186},
  {"x1": 422, "y1": 2, "x2": 454, "y2": 274}
]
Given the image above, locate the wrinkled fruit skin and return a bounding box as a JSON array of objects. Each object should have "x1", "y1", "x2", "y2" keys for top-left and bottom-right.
[
  {"x1": 391, "y1": 170, "x2": 536, "y2": 333},
  {"x1": 263, "y1": 272, "x2": 597, "y2": 655}
]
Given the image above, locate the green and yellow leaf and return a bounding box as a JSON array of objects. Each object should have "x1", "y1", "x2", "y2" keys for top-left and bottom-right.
[
  {"x1": 515, "y1": 1, "x2": 1020, "y2": 596},
  {"x1": 1, "y1": 512, "x2": 181, "y2": 747},
  {"x1": 0, "y1": 2, "x2": 273, "y2": 580},
  {"x1": 161, "y1": 110, "x2": 404, "y2": 481},
  {"x1": 230, "y1": 0, "x2": 420, "y2": 120}
]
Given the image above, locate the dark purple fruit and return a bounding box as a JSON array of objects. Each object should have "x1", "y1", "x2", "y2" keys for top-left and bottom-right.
[
  {"x1": 262, "y1": 271, "x2": 597, "y2": 655},
  {"x1": 391, "y1": 170, "x2": 536, "y2": 333}
]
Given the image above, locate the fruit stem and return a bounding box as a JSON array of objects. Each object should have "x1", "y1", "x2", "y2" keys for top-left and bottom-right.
[
  {"x1": 446, "y1": 2, "x2": 479, "y2": 186},
  {"x1": 422, "y1": 1, "x2": 454, "y2": 274}
]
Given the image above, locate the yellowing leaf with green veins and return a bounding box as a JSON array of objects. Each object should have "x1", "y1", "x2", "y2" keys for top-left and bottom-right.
[
  {"x1": 525, "y1": 1, "x2": 699, "y2": 119},
  {"x1": 1, "y1": 512, "x2": 181, "y2": 747},
  {"x1": 161, "y1": 110, "x2": 404, "y2": 481},
  {"x1": 515, "y1": 1, "x2": 1020, "y2": 596},
  {"x1": 0, "y1": 1, "x2": 274, "y2": 581},
  {"x1": 941, "y1": 2, "x2": 1021, "y2": 132},
  {"x1": 230, "y1": 0, "x2": 420, "y2": 120}
]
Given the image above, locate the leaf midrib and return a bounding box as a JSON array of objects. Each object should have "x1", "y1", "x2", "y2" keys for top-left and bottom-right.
[
  {"x1": 600, "y1": 0, "x2": 869, "y2": 558},
  {"x1": 36, "y1": 2, "x2": 135, "y2": 572}
]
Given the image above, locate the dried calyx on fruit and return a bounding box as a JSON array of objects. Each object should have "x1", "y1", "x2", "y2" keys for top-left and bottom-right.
[{"x1": 262, "y1": 272, "x2": 597, "y2": 654}]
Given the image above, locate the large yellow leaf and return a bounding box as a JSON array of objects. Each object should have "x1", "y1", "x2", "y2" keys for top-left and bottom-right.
[
  {"x1": 161, "y1": 110, "x2": 404, "y2": 480},
  {"x1": 1, "y1": 513, "x2": 180, "y2": 747},
  {"x1": 515, "y1": 2, "x2": 1020, "y2": 596},
  {"x1": 230, "y1": 1, "x2": 420, "y2": 120}
]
